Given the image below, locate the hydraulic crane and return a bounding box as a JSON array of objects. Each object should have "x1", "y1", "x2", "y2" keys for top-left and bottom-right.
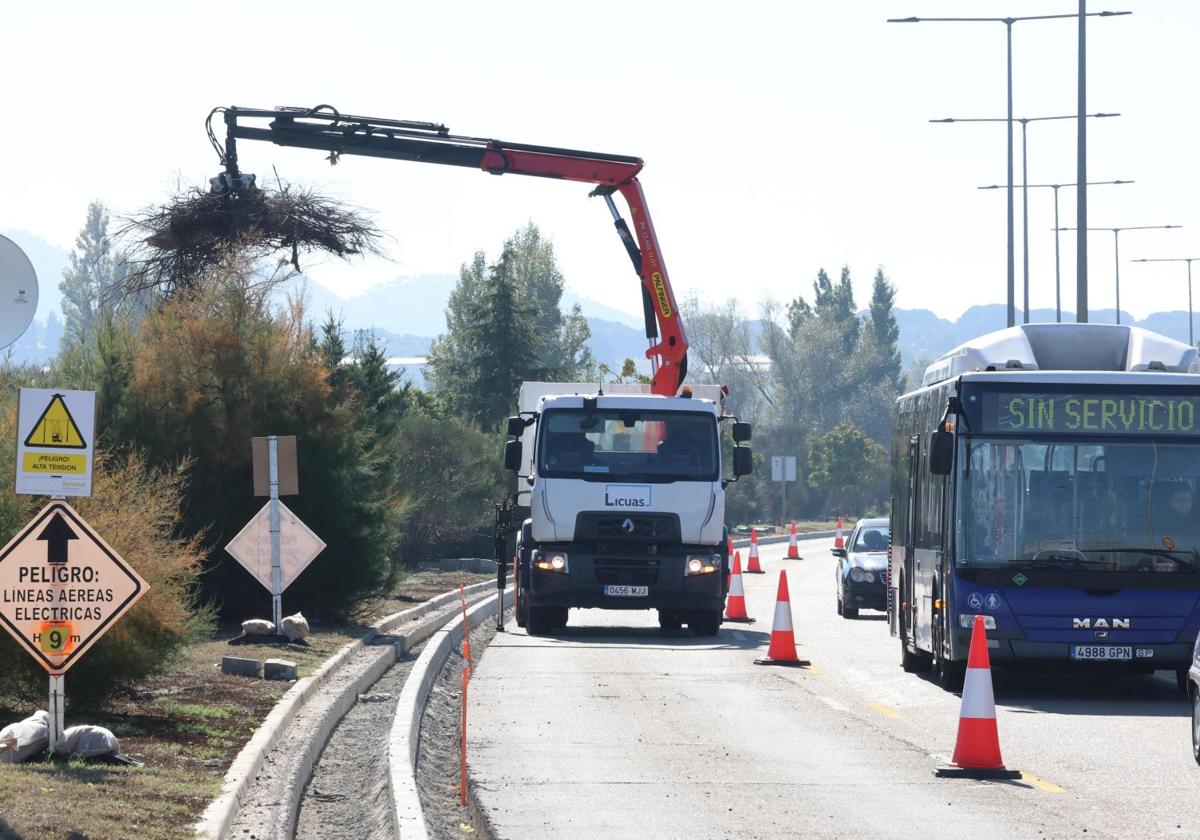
[{"x1": 206, "y1": 105, "x2": 689, "y2": 395}]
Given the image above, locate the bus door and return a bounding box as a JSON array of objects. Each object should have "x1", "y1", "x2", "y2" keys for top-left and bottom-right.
[
  {"x1": 901, "y1": 435, "x2": 920, "y2": 645},
  {"x1": 911, "y1": 431, "x2": 943, "y2": 655}
]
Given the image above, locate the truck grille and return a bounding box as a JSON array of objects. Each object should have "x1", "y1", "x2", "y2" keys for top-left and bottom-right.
[
  {"x1": 575, "y1": 512, "x2": 681, "y2": 542},
  {"x1": 594, "y1": 557, "x2": 660, "y2": 586}
]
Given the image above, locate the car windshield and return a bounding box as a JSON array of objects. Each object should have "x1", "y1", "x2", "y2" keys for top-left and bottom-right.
[
  {"x1": 956, "y1": 437, "x2": 1200, "y2": 573},
  {"x1": 852, "y1": 526, "x2": 889, "y2": 552},
  {"x1": 539, "y1": 408, "x2": 718, "y2": 481}
]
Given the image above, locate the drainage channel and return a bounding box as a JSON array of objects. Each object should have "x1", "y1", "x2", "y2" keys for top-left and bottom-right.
[
  {"x1": 415, "y1": 614, "x2": 506, "y2": 840},
  {"x1": 226, "y1": 597, "x2": 485, "y2": 840}
]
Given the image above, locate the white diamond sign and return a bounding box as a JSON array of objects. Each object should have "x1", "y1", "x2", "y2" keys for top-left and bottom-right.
[{"x1": 226, "y1": 501, "x2": 325, "y2": 593}]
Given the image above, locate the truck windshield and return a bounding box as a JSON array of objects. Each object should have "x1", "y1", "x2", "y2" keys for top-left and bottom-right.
[
  {"x1": 539, "y1": 409, "x2": 718, "y2": 481},
  {"x1": 956, "y1": 437, "x2": 1200, "y2": 573}
]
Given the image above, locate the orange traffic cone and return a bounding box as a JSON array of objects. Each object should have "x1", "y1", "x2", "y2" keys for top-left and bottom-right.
[
  {"x1": 833, "y1": 517, "x2": 845, "y2": 550},
  {"x1": 935, "y1": 615, "x2": 1020, "y2": 779},
  {"x1": 746, "y1": 528, "x2": 764, "y2": 573},
  {"x1": 724, "y1": 554, "x2": 753, "y2": 623},
  {"x1": 754, "y1": 571, "x2": 809, "y2": 667},
  {"x1": 787, "y1": 521, "x2": 800, "y2": 559}
]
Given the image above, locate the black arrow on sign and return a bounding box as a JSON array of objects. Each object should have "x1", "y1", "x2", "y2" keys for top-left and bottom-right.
[{"x1": 38, "y1": 512, "x2": 78, "y2": 564}]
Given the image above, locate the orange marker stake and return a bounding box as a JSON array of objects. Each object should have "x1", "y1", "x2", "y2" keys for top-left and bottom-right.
[{"x1": 460, "y1": 664, "x2": 469, "y2": 806}]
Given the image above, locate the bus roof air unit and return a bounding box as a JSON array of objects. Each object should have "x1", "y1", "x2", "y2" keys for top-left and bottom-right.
[{"x1": 921, "y1": 323, "x2": 1200, "y2": 387}]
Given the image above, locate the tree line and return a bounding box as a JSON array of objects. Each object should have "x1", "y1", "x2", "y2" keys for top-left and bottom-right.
[{"x1": 0, "y1": 198, "x2": 905, "y2": 701}]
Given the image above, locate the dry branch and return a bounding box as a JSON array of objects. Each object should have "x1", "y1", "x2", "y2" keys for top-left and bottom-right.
[{"x1": 115, "y1": 180, "x2": 384, "y2": 300}]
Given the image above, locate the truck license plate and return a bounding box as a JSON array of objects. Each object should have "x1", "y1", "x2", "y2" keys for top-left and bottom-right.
[
  {"x1": 603, "y1": 585, "x2": 648, "y2": 597},
  {"x1": 1070, "y1": 645, "x2": 1132, "y2": 661}
]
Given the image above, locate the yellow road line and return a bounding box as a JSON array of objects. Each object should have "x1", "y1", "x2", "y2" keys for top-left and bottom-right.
[
  {"x1": 1019, "y1": 771, "x2": 1065, "y2": 793},
  {"x1": 869, "y1": 702, "x2": 901, "y2": 719},
  {"x1": 805, "y1": 664, "x2": 824, "y2": 676}
]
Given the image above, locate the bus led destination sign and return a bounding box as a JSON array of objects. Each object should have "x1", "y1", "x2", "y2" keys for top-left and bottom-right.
[{"x1": 984, "y1": 393, "x2": 1200, "y2": 435}]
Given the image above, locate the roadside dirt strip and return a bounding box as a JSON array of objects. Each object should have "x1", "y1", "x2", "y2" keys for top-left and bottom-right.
[{"x1": 196, "y1": 578, "x2": 503, "y2": 840}]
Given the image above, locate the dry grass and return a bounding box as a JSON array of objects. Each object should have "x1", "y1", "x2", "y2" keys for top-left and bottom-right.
[{"x1": 0, "y1": 570, "x2": 483, "y2": 840}]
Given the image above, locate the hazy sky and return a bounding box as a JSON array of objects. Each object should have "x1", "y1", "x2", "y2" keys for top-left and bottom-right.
[{"x1": 1, "y1": 1, "x2": 1196, "y2": 322}]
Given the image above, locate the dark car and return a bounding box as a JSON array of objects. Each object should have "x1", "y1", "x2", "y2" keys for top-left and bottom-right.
[{"x1": 833, "y1": 517, "x2": 889, "y2": 618}]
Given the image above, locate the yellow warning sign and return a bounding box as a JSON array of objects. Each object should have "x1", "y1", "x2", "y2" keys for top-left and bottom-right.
[{"x1": 23, "y1": 394, "x2": 87, "y2": 449}]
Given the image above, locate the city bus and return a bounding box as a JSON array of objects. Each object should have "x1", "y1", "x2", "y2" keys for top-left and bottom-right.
[{"x1": 889, "y1": 323, "x2": 1200, "y2": 690}]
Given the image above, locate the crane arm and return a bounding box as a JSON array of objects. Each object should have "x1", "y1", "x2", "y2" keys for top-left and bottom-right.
[{"x1": 209, "y1": 105, "x2": 688, "y2": 394}]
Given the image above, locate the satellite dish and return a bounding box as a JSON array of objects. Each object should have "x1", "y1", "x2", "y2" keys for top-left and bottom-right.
[{"x1": 0, "y1": 234, "x2": 38, "y2": 350}]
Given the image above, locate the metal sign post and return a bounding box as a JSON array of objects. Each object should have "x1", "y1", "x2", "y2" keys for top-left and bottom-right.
[
  {"x1": 770, "y1": 456, "x2": 797, "y2": 524},
  {"x1": 269, "y1": 436, "x2": 283, "y2": 634},
  {"x1": 48, "y1": 494, "x2": 65, "y2": 750}
]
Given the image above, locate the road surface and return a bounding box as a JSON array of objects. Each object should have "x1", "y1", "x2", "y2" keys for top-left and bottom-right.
[{"x1": 468, "y1": 536, "x2": 1199, "y2": 840}]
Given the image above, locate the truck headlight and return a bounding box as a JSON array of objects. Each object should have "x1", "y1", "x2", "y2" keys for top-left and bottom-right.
[
  {"x1": 849, "y1": 567, "x2": 875, "y2": 583},
  {"x1": 685, "y1": 554, "x2": 719, "y2": 575},
  {"x1": 959, "y1": 614, "x2": 997, "y2": 629},
  {"x1": 533, "y1": 550, "x2": 568, "y2": 573}
]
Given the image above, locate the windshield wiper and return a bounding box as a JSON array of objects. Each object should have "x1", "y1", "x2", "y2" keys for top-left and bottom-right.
[{"x1": 1100, "y1": 548, "x2": 1200, "y2": 574}]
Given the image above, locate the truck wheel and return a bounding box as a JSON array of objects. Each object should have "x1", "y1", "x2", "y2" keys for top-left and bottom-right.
[
  {"x1": 515, "y1": 589, "x2": 529, "y2": 628},
  {"x1": 527, "y1": 606, "x2": 554, "y2": 636},
  {"x1": 551, "y1": 607, "x2": 569, "y2": 629},
  {"x1": 689, "y1": 610, "x2": 721, "y2": 637},
  {"x1": 658, "y1": 610, "x2": 683, "y2": 632}
]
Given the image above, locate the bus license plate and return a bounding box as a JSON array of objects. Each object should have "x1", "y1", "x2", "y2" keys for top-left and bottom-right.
[
  {"x1": 1070, "y1": 645, "x2": 1133, "y2": 661},
  {"x1": 604, "y1": 585, "x2": 648, "y2": 597}
]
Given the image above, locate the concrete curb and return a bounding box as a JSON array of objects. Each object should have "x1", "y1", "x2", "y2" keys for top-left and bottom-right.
[
  {"x1": 194, "y1": 577, "x2": 501, "y2": 840},
  {"x1": 389, "y1": 587, "x2": 514, "y2": 840}
]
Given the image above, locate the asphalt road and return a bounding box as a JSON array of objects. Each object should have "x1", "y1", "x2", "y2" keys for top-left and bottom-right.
[{"x1": 468, "y1": 536, "x2": 1200, "y2": 840}]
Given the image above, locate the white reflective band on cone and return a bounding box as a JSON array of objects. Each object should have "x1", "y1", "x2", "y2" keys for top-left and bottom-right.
[
  {"x1": 729, "y1": 575, "x2": 744, "y2": 596},
  {"x1": 959, "y1": 667, "x2": 997, "y2": 720},
  {"x1": 773, "y1": 600, "x2": 793, "y2": 632}
]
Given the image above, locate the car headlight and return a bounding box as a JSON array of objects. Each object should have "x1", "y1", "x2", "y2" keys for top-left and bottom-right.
[
  {"x1": 533, "y1": 550, "x2": 568, "y2": 573},
  {"x1": 684, "y1": 554, "x2": 719, "y2": 575},
  {"x1": 849, "y1": 567, "x2": 875, "y2": 583},
  {"x1": 959, "y1": 614, "x2": 997, "y2": 629}
]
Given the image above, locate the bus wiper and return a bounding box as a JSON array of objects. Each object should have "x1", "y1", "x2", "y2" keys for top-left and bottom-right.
[
  {"x1": 1016, "y1": 550, "x2": 1105, "y2": 570},
  {"x1": 1102, "y1": 548, "x2": 1200, "y2": 573}
]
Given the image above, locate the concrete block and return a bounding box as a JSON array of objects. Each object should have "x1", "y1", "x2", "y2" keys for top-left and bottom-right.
[
  {"x1": 264, "y1": 659, "x2": 298, "y2": 681},
  {"x1": 221, "y1": 656, "x2": 263, "y2": 678}
]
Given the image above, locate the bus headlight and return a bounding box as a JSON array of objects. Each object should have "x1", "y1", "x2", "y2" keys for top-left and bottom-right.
[
  {"x1": 849, "y1": 567, "x2": 875, "y2": 583},
  {"x1": 685, "y1": 554, "x2": 719, "y2": 575},
  {"x1": 533, "y1": 551, "x2": 568, "y2": 573},
  {"x1": 959, "y1": 614, "x2": 997, "y2": 630}
]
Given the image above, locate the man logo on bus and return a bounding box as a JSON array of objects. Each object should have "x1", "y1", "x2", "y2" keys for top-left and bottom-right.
[
  {"x1": 984, "y1": 593, "x2": 1002, "y2": 611},
  {"x1": 1072, "y1": 617, "x2": 1131, "y2": 629}
]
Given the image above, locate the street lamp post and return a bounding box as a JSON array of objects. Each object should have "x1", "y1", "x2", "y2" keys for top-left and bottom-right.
[
  {"x1": 889, "y1": 10, "x2": 1131, "y2": 328},
  {"x1": 1132, "y1": 258, "x2": 1200, "y2": 345},
  {"x1": 978, "y1": 180, "x2": 1133, "y2": 322},
  {"x1": 1057, "y1": 226, "x2": 1183, "y2": 323},
  {"x1": 935, "y1": 113, "x2": 1119, "y2": 323}
]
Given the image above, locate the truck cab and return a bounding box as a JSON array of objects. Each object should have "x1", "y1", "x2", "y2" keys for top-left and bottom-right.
[{"x1": 504, "y1": 382, "x2": 752, "y2": 636}]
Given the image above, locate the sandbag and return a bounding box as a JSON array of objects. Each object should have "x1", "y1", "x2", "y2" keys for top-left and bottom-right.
[
  {"x1": 53, "y1": 724, "x2": 120, "y2": 759},
  {"x1": 280, "y1": 612, "x2": 309, "y2": 642},
  {"x1": 0, "y1": 710, "x2": 49, "y2": 764},
  {"x1": 241, "y1": 618, "x2": 276, "y2": 636}
]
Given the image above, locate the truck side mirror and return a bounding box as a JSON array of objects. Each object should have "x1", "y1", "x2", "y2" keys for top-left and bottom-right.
[
  {"x1": 929, "y1": 428, "x2": 953, "y2": 476},
  {"x1": 506, "y1": 416, "x2": 525, "y2": 438},
  {"x1": 732, "y1": 422, "x2": 752, "y2": 443},
  {"x1": 503, "y1": 439, "x2": 523, "y2": 472},
  {"x1": 733, "y1": 446, "x2": 753, "y2": 477}
]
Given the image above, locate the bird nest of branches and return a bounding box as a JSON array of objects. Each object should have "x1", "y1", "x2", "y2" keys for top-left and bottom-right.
[{"x1": 114, "y1": 178, "x2": 384, "y2": 299}]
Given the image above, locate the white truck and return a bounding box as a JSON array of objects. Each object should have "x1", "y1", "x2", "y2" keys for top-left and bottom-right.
[{"x1": 501, "y1": 382, "x2": 753, "y2": 636}]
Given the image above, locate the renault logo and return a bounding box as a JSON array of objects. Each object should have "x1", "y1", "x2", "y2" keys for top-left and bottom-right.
[{"x1": 621, "y1": 517, "x2": 636, "y2": 534}]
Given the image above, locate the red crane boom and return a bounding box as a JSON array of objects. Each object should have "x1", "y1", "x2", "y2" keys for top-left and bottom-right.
[{"x1": 208, "y1": 105, "x2": 688, "y2": 394}]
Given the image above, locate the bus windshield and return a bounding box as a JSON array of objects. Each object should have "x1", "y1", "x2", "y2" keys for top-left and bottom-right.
[
  {"x1": 956, "y1": 437, "x2": 1200, "y2": 573},
  {"x1": 539, "y1": 408, "x2": 719, "y2": 481}
]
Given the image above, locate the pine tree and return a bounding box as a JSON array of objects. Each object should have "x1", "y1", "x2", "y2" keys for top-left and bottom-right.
[
  {"x1": 60, "y1": 202, "x2": 126, "y2": 356},
  {"x1": 866, "y1": 267, "x2": 903, "y2": 389}
]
